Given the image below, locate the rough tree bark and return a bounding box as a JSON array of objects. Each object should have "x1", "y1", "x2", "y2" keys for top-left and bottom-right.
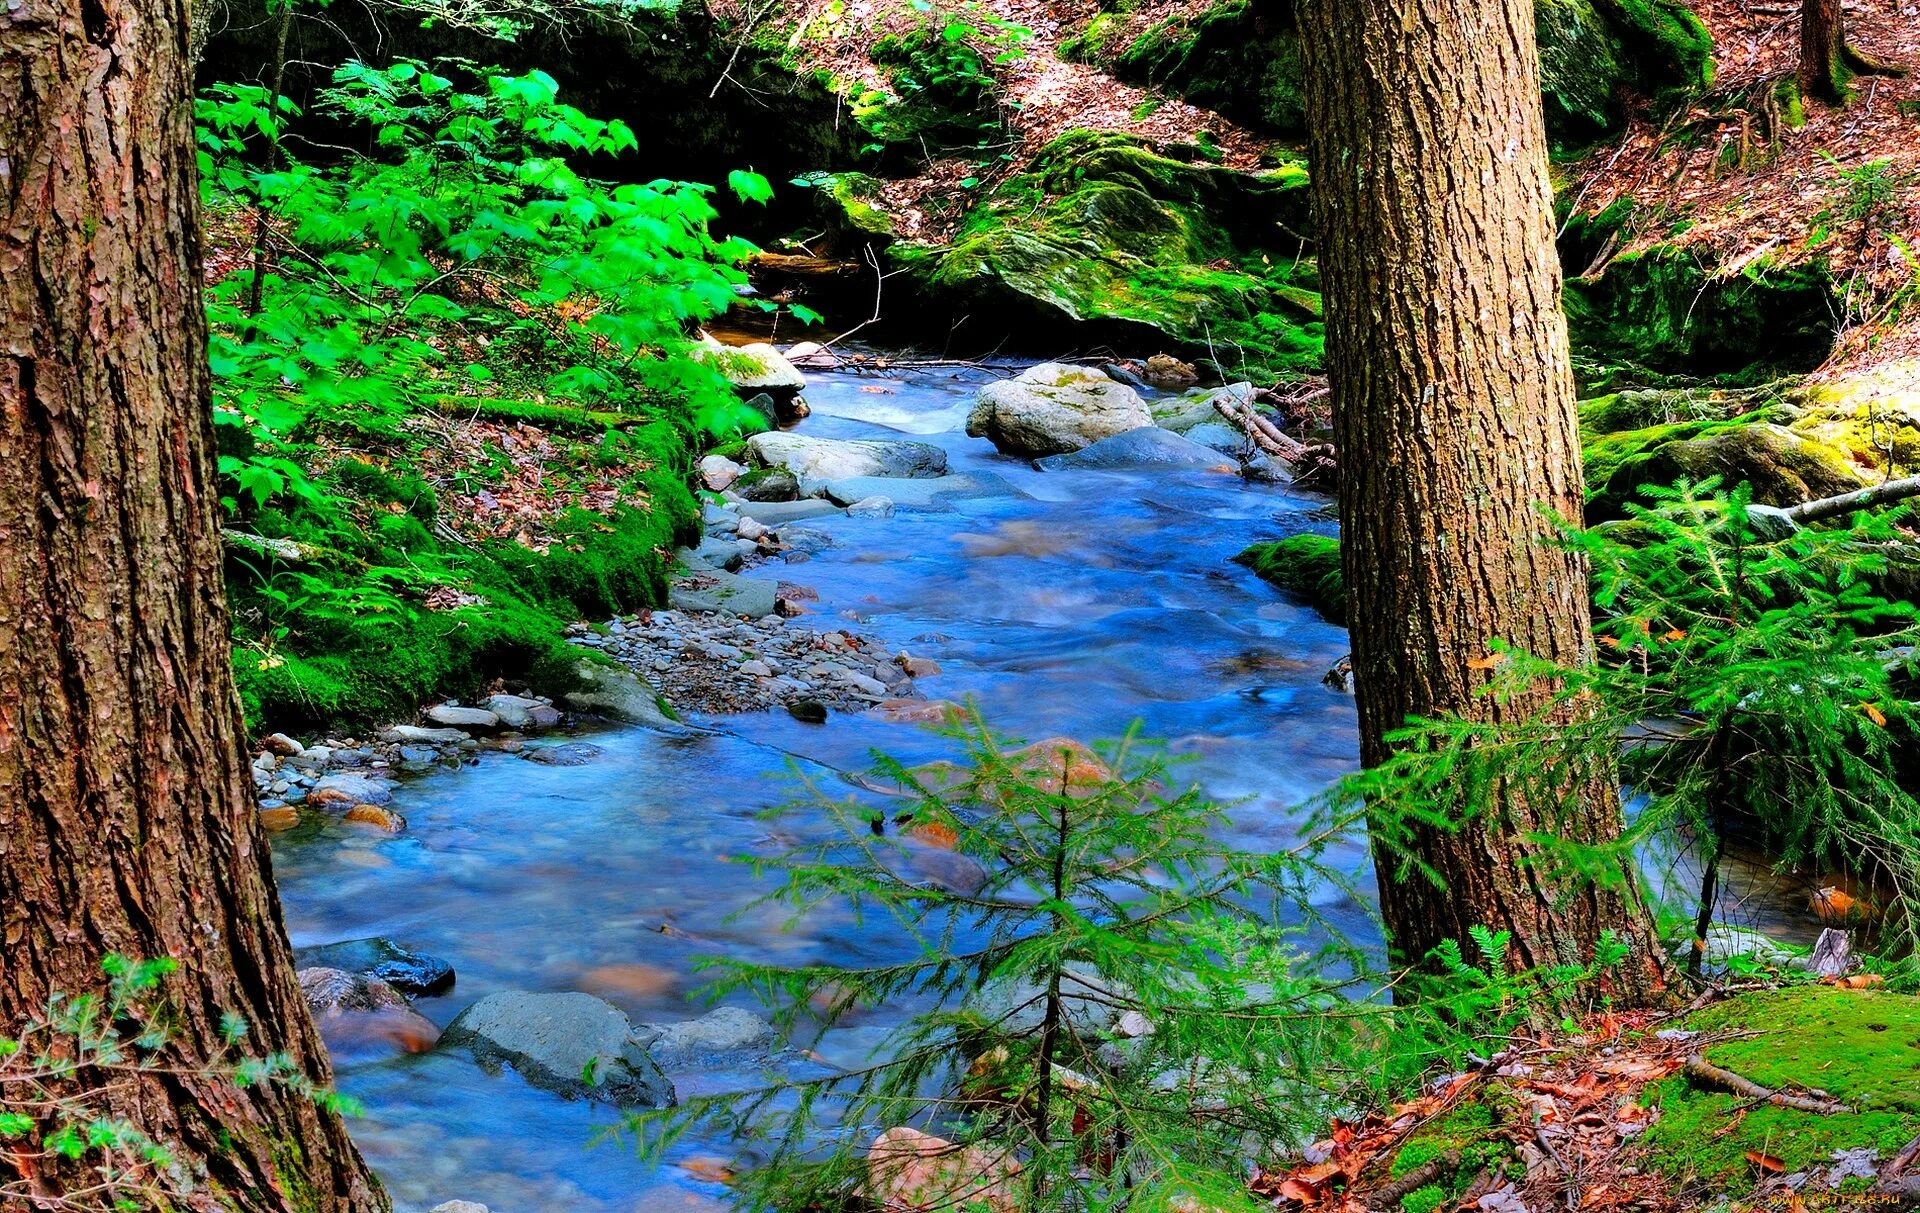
[
  {"x1": 0, "y1": 0, "x2": 388, "y2": 1206},
  {"x1": 1801, "y1": 0, "x2": 1905, "y2": 106},
  {"x1": 1294, "y1": 0, "x2": 1669, "y2": 1002}
]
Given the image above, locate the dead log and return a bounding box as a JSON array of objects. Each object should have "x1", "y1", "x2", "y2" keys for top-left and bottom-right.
[
  {"x1": 1213, "y1": 394, "x2": 1308, "y2": 463},
  {"x1": 1784, "y1": 474, "x2": 1920, "y2": 524}
]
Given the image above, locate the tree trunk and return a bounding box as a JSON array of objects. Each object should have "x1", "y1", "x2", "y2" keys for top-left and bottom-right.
[
  {"x1": 1803, "y1": 0, "x2": 1852, "y2": 103},
  {"x1": 1294, "y1": 0, "x2": 1669, "y2": 1002},
  {"x1": 1801, "y1": 0, "x2": 1906, "y2": 105},
  {"x1": 0, "y1": 0, "x2": 388, "y2": 1206}
]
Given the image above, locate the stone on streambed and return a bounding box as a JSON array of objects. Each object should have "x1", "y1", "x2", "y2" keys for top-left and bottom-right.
[
  {"x1": 733, "y1": 498, "x2": 845, "y2": 527},
  {"x1": 698, "y1": 454, "x2": 744, "y2": 491},
  {"x1": 562, "y1": 660, "x2": 684, "y2": 731},
  {"x1": 1182, "y1": 421, "x2": 1247, "y2": 453},
  {"x1": 818, "y1": 472, "x2": 1022, "y2": 510},
  {"x1": 385, "y1": 724, "x2": 470, "y2": 745},
  {"x1": 643, "y1": 1006, "x2": 776, "y2": 1063},
  {"x1": 1151, "y1": 381, "x2": 1256, "y2": 433},
  {"x1": 669, "y1": 568, "x2": 779, "y2": 619},
  {"x1": 485, "y1": 693, "x2": 560, "y2": 730},
  {"x1": 425, "y1": 703, "x2": 502, "y2": 733},
  {"x1": 429, "y1": 1203, "x2": 491, "y2": 1213},
  {"x1": 967, "y1": 363, "x2": 1153, "y2": 457},
  {"x1": 295, "y1": 937, "x2": 455, "y2": 996},
  {"x1": 441, "y1": 991, "x2": 676, "y2": 1109},
  {"x1": 747, "y1": 432, "x2": 949, "y2": 484},
  {"x1": 307, "y1": 771, "x2": 393, "y2": 808},
  {"x1": 1037, "y1": 427, "x2": 1229, "y2": 470},
  {"x1": 681, "y1": 538, "x2": 747, "y2": 573},
  {"x1": 846, "y1": 496, "x2": 894, "y2": 518}
]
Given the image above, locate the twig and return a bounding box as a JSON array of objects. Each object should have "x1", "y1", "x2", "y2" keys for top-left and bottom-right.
[{"x1": 1683, "y1": 1053, "x2": 1852, "y2": 1113}]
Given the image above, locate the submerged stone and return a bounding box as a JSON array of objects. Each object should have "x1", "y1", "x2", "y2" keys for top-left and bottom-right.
[{"x1": 441, "y1": 991, "x2": 676, "y2": 1109}]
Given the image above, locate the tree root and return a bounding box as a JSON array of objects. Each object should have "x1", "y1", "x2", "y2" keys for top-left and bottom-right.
[
  {"x1": 1843, "y1": 41, "x2": 1908, "y2": 79},
  {"x1": 1683, "y1": 1053, "x2": 1853, "y2": 1114}
]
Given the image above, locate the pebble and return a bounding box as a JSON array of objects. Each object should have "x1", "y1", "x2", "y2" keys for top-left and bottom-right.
[
  {"x1": 258, "y1": 806, "x2": 302, "y2": 831},
  {"x1": 571, "y1": 605, "x2": 925, "y2": 716},
  {"x1": 343, "y1": 804, "x2": 406, "y2": 833}
]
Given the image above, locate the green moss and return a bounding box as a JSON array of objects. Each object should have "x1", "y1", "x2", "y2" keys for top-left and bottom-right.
[
  {"x1": 1606, "y1": 0, "x2": 1714, "y2": 96},
  {"x1": 1637, "y1": 988, "x2": 1920, "y2": 1194},
  {"x1": 1585, "y1": 419, "x2": 1861, "y2": 517},
  {"x1": 901, "y1": 130, "x2": 1322, "y2": 379},
  {"x1": 1399, "y1": 1186, "x2": 1447, "y2": 1213},
  {"x1": 1534, "y1": 0, "x2": 1626, "y2": 143},
  {"x1": 229, "y1": 419, "x2": 700, "y2": 732},
  {"x1": 1235, "y1": 534, "x2": 1345, "y2": 624},
  {"x1": 1566, "y1": 244, "x2": 1838, "y2": 382},
  {"x1": 1106, "y1": 0, "x2": 1307, "y2": 136}
]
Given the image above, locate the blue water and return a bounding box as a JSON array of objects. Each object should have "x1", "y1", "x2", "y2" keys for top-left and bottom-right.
[{"x1": 270, "y1": 363, "x2": 1363, "y2": 1211}]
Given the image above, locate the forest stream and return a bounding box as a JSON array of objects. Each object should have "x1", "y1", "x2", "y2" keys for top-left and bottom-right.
[{"x1": 268, "y1": 358, "x2": 1365, "y2": 1210}]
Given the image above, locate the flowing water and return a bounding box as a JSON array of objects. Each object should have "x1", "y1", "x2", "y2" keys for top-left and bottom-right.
[
  {"x1": 270, "y1": 363, "x2": 1833, "y2": 1211},
  {"x1": 269, "y1": 361, "x2": 1362, "y2": 1210}
]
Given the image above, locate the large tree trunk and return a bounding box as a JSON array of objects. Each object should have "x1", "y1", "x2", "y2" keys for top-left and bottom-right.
[
  {"x1": 1801, "y1": 0, "x2": 1906, "y2": 105},
  {"x1": 1294, "y1": 0, "x2": 1668, "y2": 1002},
  {"x1": 0, "y1": 0, "x2": 388, "y2": 1206}
]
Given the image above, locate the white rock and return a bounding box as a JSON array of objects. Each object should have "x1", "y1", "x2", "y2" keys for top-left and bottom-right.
[
  {"x1": 693, "y1": 337, "x2": 806, "y2": 394},
  {"x1": 967, "y1": 363, "x2": 1153, "y2": 457},
  {"x1": 699, "y1": 455, "x2": 744, "y2": 491},
  {"x1": 847, "y1": 495, "x2": 895, "y2": 518},
  {"x1": 747, "y1": 432, "x2": 948, "y2": 484},
  {"x1": 425, "y1": 704, "x2": 501, "y2": 732},
  {"x1": 785, "y1": 340, "x2": 838, "y2": 369}
]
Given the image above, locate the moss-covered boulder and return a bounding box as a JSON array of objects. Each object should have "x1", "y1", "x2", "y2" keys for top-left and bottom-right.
[
  {"x1": 895, "y1": 131, "x2": 1322, "y2": 379},
  {"x1": 1585, "y1": 420, "x2": 1863, "y2": 518},
  {"x1": 1786, "y1": 359, "x2": 1920, "y2": 478},
  {"x1": 1566, "y1": 245, "x2": 1838, "y2": 384},
  {"x1": 1235, "y1": 534, "x2": 1345, "y2": 623}
]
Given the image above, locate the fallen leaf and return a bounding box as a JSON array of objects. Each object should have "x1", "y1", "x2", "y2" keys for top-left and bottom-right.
[{"x1": 1746, "y1": 1149, "x2": 1785, "y2": 1173}]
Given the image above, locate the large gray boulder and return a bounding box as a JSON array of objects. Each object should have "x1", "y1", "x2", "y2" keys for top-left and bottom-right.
[
  {"x1": 747, "y1": 432, "x2": 948, "y2": 485},
  {"x1": 1037, "y1": 427, "x2": 1229, "y2": 470},
  {"x1": 668, "y1": 567, "x2": 779, "y2": 619},
  {"x1": 440, "y1": 991, "x2": 675, "y2": 1108},
  {"x1": 562, "y1": 660, "x2": 683, "y2": 731},
  {"x1": 967, "y1": 363, "x2": 1153, "y2": 456}
]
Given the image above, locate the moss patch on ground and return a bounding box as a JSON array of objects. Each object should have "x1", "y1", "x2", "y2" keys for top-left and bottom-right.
[
  {"x1": 1637, "y1": 987, "x2": 1920, "y2": 1195},
  {"x1": 1235, "y1": 534, "x2": 1345, "y2": 623},
  {"x1": 898, "y1": 130, "x2": 1322, "y2": 380},
  {"x1": 227, "y1": 416, "x2": 700, "y2": 732}
]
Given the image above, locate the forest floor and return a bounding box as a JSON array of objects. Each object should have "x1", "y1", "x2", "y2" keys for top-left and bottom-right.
[
  {"x1": 1259, "y1": 982, "x2": 1920, "y2": 1213},
  {"x1": 1565, "y1": 0, "x2": 1920, "y2": 369}
]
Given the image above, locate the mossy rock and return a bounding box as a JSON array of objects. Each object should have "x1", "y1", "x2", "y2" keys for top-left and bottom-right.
[
  {"x1": 1638, "y1": 986, "x2": 1920, "y2": 1195},
  {"x1": 1106, "y1": 0, "x2": 1308, "y2": 137},
  {"x1": 1587, "y1": 420, "x2": 1863, "y2": 518},
  {"x1": 1566, "y1": 245, "x2": 1838, "y2": 382},
  {"x1": 896, "y1": 131, "x2": 1322, "y2": 378},
  {"x1": 1535, "y1": 0, "x2": 1628, "y2": 141},
  {"x1": 1235, "y1": 534, "x2": 1344, "y2": 623},
  {"x1": 1785, "y1": 359, "x2": 1920, "y2": 479}
]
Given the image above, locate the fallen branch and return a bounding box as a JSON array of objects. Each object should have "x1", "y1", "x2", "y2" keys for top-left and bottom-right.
[
  {"x1": 1363, "y1": 1149, "x2": 1460, "y2": 1211},
  {"x1": 1683, "y1": 1053, "x2": 1852, "y2": 1114},
  {"x1": 1785, "y1": 474, "x2": 1920, "y2": 524},
  {"x1": 1213, "y1": 394, "x2": 1307, "y2": 463}
]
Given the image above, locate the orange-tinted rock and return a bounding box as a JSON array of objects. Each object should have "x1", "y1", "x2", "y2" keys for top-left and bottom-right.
[
  {"x1": 258, "y1": 806, "x2": 301, "y2": 832},
  {"x1": 865, "y1": 1127, "x2": 1019, "y2": 1213},
  {"x1": 578, "y1": 963, "x2": 679, "y2": 999},
  {"x1": 870, "y1": 698, "x2": 962, "y2": 725},
  {"x1": 343, "y1": 804, "x2": 405, "y2": 833}
]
